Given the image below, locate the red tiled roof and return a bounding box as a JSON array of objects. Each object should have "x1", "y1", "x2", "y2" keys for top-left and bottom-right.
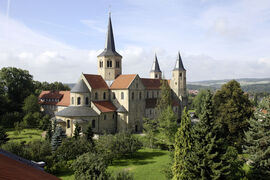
[
  {"x1": 141, "y1": 78, "x2": 162, "y2": 90},
  {"x1": 92, "y1": 101, "x2": 117, "y2": 113},
  {"x1": 0, "y1": 154, "x2": 59, "y2": 180},
  {"x1": 110, "y1": 74, "x2": 137, "y2": 89},
  {"x1": 146, "y1": 98, "x2": 158, "y2": 109},
  {"x1": 39, "y1": 91, "x2": 70, "y2": 107},
  {"x1": 83, "y1": 74, "x2": 109, "y2": 89}
]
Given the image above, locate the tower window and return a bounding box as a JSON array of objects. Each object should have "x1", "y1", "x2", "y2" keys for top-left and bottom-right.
[
  {"x1": 67, "y1": 120, "x2": 70, "y2": 128},
  {"x1": 104, "y1": 114, "x2": 106, "y2": 120},
  {"x1": 77, "y1": 97, "x2": 81, "y2": 105},
  {"x1": 139, "y1": 92, "x2": 142, "y2": 100},
  {"x1": 116, "y1": 61, "x2": 120, "y2": 68},
  {"x1": 100, "y1": 61, "x2": 103, "y2": 68},
  {"x1": 72, "y1": 97, "x2": 74, "y2": 104},
  {"x1": 131, "y1": 92, "x2": 134, "y2": 100},
  {"x1": 95, "y1": 92, "x2": 98, "y2": 100},
  {"x1": 103, "y1": 92, "x2": 106, "y2": 100},
  {"x1": 85, "y1": 97, "x2": 89, "y2": 105},
  {"x1": 147, "y1": 92, "x2": 149, "y2": 99},
  {"x1": 92, "y1": 120, "x2": 95, "y2": 128},
  {"x1": 155, "y1": 74, "x2": 158, "y2": 78},
  {"x1": 107, "y1": 60, "x2": 112, "y2": 68},
  {"x1": 180, "y1": 73, "x2": 182, "y2": 77},
  {"x1": 121, "y1": 92, "x2": 124, "y2": 99}
]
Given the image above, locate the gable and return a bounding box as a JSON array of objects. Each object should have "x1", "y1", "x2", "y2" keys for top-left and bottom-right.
[
  {"x1": 110, "y1": 74, "x2": 137, "y2": 89},
  {"x1": 83, "y1": 74, "x2": 109, "y2": 90}
]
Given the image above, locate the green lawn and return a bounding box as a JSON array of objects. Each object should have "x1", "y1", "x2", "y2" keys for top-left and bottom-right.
[
  {"x1": 109, "y1": 148, "x2": 170, "y2": 180},
  {"x1": 7, "y1": 129, "x2": 44, "y2": 143},
  {"x1": 58, "y1": 148, "x2": 170, "y2": 180}
]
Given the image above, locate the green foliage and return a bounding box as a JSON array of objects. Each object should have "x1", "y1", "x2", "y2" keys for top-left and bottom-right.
[
  {"x1": 245, "y1": 97, "x2": 270, "y2": 179},
  {"x1": 14, "y1": 121, "x2": 25, "y2": 134},
  {"x1": 143, "y1": 117, "x2": 159, "y2": 148},
  {"x1": 158, "y1": 106, "x2": 177, "y2": 145},
  {"x1": 34, "y1": 81, "x2": 70, "y2": 95},
  {"x1": 73, "y1": 123, "x2": 81, "y2": 140},
  {"x1": 192, "y1": 89, "x2": 211, "y2": 118},
  {"x1": 27, "y1": 140, "x2": 52, "y2": 162},
  {"x1": 45, "y1": 121, "x2": 53, "y2": 141},
  {"x1": 113, "y1": 170, "x2": 134, "y2": 180},
  {"x1": 55, "y1": 138, "x2": 92, "y2": 161},
  {"x1": 157, "y1": 79, "x2": 172, "y2": 113},
  {"x1": 83, "y1": 123, "x2": 95, "y2": 148},
  {"x1": 0, "y1": 126, "x2": 9, "y2": 146},
  {"x1": 2, "y1": 142, "x2": 27, "y2": 158},
  {"x1": 51, "y1": 126, "x2": 66, "y2": 151},
  {"x1": 23, "y1": 112, "x2": 41, "y2": 128},
  {"x1": 0, "y1": 112, "x2": 21, "y2": 128},
  {"x1": 0, "y1": 67, "x2": 34, "y2": 112},
  {"x1": 172, "y1": 107, "x2": 193, "y2": 180},
  {"x1": 213, "y1": 80, "x2": 253, "y2": 151},
  {"x1": 72, "y1": 152, "x2": 110, "y2": 180},
  {"x1": 39, "y1": 114, "x2": 50, "y2": 130},
  {"x1": 22, "y1": 94, "x2": 40, "y2": 114}
]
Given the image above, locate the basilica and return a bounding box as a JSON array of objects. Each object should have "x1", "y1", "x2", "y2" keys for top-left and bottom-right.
[{"x1": 39, "y1": 14, "x2": 187, "y2": 136}]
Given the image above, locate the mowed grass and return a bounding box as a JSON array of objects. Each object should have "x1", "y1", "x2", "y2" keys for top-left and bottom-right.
[
  {"x1": 109, "y1": 148, "x2": 170, "y2": 180},
  {"x1": 7, "y1": 129, "x2": 44, "y2": 143}
]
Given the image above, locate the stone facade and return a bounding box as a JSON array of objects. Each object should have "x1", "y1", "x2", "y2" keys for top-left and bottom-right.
[{"x1": 40, "y1": 14, "x2": 187, "y2": 136}]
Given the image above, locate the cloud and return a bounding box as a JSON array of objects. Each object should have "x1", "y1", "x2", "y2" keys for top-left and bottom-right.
[{"x1": 80, "y1": 19, "x2": 106, "y2": 33}]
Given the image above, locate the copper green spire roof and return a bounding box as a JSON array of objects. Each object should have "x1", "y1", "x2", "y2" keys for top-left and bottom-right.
[
  {"x1": 173, "y1": 52, "x2": 186, "y2": 71},
  {"x1": 98, "y1": 13, "x2": 122, "y2": 57},
  {"x1": 150, "y1": 54, "x2": 161, "y2": 72}
]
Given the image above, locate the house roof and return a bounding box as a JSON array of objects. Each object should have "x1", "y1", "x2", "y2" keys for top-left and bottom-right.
[
  {"x1": 117, "y1": 105, "x2": 128, "y2": 113},
  {"x1": 141, "y1": 78, "x2": 162, "y2": 90},
  {"x1": 71, "y1": 79, "x2": 89, "y2": 93},
  {"x1": 150, "y1": 54, "x2": 161, "y2": 73},
  {"x1": 110, "y1": 74, "x2": 137, "y2": 89},
  {"x1": 55, "y1": 106, "x2": 98, "y2": 117},
  {"x1": 145, "y1": 99, "x2": 158, "y2": 108},
  {"x1": 39, "y1": 91, "x2": 70, "y2": 107},
  {"x1": 0, "y1": 150, "x2": 59, "y2": 180},
  {"x1": 173, "y1": 52, "x2": 186, "y2": 71},
  {"x1": 83, "y1": 74, "x2": 109, "y2": 90},
  {"x1": 97, "y1": 14, "x2": 122, "y2": 57},
  {"x1": 92, "y1": 101, "x2": 117, "y2": 113}
]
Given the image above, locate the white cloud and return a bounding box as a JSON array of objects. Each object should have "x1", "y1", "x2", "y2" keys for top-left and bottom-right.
[{"x1": 80, "y1": 19, "x2": 106, "y2": 33}]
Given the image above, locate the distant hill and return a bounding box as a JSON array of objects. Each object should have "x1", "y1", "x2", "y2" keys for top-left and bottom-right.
[{"x1": 188, "y1": 78, "x2": 270, "y2": 93}]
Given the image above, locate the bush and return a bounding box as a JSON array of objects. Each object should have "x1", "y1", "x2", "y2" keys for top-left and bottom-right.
[
  {"x1": 72, "y1": 152, "x2": 110, "y2": 180},
  {"x1": 113, "y1": 170, "x2": 134, "y2": 180},
  {"x1": 0, "y1": 112, "x2": 21, "y2": 128}
]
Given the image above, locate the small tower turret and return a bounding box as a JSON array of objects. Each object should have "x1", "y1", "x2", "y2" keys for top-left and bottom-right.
[
  {"x1": 150, "y1": 54, "x2": 162, "y2": 79},
  {"x1": 97, "y1": 13, "x2": 122, "y2": 82}
]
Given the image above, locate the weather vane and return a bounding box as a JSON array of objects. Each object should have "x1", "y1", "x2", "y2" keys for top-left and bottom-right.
[{"x1": 109, "y1": 4, "x2": 111, "y2": 16}]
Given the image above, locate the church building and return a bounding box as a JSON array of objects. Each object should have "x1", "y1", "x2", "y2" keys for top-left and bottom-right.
[{"x1": 39, "y1": 14, "x2": 187, "y2": 136}]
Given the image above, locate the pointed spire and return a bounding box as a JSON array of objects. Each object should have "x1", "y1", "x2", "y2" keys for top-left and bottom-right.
[
  {"x1": 150, "y1": 53, "x2": 162, "y2": 72},
  {"x1": 173, "y1": 51, "x2": 186, "y2": 71},
  {"x1": 98, "y1": 13, "x2": 122, "y2": 57}
]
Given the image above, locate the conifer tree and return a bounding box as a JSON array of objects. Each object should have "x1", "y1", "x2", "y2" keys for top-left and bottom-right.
[
  {"x1": 84, "y1": 123, "x2": 95, "y2": 147},
  {"x1": 73, "y1": 123, "x2": 81, "y2": 140},
  {"x1": 51, "y1": 126, "x2": 66, "y2": 151},
  {"x1": 191, "y1": 90, "x2": 231, "y2": 179},
  {"x1": 245, "y1": 97, "x2": 270, "y2": 179},
  {"x1": 45, "y1": 120, "x2": 53, "y2": 141},
  {"x1": 172, "y1": 107, "x2": 193, "y2": 180}
]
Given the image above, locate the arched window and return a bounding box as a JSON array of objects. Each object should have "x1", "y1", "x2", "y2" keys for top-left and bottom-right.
[
  {"x1": 121, "y1": 92, "x2": 124, "y2": 99},
  {"x1": 103, "y1": 92, "x2": 106, "y2": 100},
  {"x1": 95, "y1": 92, "x2": 98, "y2": 100},
  {"x1": 139, "y1": 92, "x2": 142, "y2": 100},
  {"x1": 67, "y1": 120, "x2": 70, "y2": 128},
  {"x1": 77, "y1": 97, "x2": 81, "y2": 105},
  {"x1": 104, "y1": 114, "x2": 106, "y2": 120},
  {"x1": 85, "y1": 97, "x2": 89, "y2": 105},
  {"x1": 71, "y1": 97, "x2": 74, "y2": 104},
  {"x1": 116, "y1": 61, "x2": 120, "y2": 68},
  {"x1": 107, "y1": 60, "x2": 112, "y2": 68},
  {"x1": 112, "y1": 92, "x2": 116, "y2": 99},
  {"x1": 92, "y1": 119, "x2": 95, "y2": 128},
  {"x1": 100, "y1": 61, "x2": 103, "y2": 68}
]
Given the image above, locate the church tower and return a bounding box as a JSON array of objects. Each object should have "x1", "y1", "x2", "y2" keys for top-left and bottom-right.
[
  {"x1": 97, "y1": 13, "x2": 122, "y2": 82},
  {"x1": 170, "y1": 52, "x2": 187, "y2": 105},
  {"x1": 150, "y1": 54, "x2": 162, "y2": 79}
]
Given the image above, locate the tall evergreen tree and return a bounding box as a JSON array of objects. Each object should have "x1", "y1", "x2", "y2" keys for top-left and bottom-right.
[
  {"x1": 213, "y1": 80, "x2": 253, "y2": 151},
  {"x1": 45, "y1": 120, "x2": 53, "y2": 141},
  {"x1": 84, "y1": 123, "x2": 95, "y2": 147},
  {"x1": 245, "y1": 97, "x2": 270, "y2": 179},
  {"x1": 51, "y1": 126, "x2": 66, "y2": 151},
  {"x1": 73, "y1": 123, "x2": 81, "y2": 140},
  {"x1": 172, "y1": 107, "x2": 193, "y2": 179}
]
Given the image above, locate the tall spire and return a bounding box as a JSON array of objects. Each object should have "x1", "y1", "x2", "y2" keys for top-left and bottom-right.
[
  {"x1": 150, "y1": 53, "x2": 161, "y2": 72},
  {"x1": 98, "y1": 13, "x2": 121, "y2": 57},
  {"x1": 173, "y1": 51, "x2": 185, "y2": 71}
]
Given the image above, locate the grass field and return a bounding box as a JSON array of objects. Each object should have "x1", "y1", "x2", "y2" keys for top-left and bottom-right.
[
  {"x1": 7, "y1": 129, "x2": 44, "y2": 143},
  {"x1": 57, "y1": 148, "x2": 170, "y2": 180},
  {"x1": 109, "y1": 148, "x2": 170, "y2": 180}
]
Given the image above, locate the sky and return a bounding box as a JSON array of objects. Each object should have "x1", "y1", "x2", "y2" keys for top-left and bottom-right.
[{"x1": 0, "y1": 0, "x2": 270, "y2": 83}]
